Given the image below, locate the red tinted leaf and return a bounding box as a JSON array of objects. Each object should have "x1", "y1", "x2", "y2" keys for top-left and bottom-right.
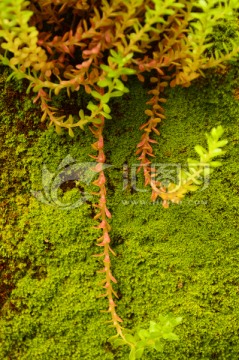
[{"x1": 105, "y1": 207, "x2": 112, "y2": 218}]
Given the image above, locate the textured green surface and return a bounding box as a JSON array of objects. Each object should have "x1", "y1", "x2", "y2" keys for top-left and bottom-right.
[{"x1": 1, "y1": 61, "x2": 239, "y2": 360}]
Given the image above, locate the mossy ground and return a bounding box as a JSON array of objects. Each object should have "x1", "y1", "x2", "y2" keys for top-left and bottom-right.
[{"x1": 1, "y1": 61, "x2": 239, "y2": 360}]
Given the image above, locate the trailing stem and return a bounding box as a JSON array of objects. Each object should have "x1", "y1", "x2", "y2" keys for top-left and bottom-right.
[
  {"x1": 90, "y1": 110, "x2": 124, "y2": 339},
  {"x1": 136, "y1": 78, "x2": 167, "y2": 186}
]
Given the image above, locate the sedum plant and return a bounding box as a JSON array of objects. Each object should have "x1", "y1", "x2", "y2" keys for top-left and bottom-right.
[{"x1": 0, "y1": 0, "x2": 234, "y2": 358}]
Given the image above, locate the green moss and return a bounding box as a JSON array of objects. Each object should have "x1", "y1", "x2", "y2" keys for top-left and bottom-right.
[{"x1": 1, "y1": 61, "x2": 239, "y2": 359}]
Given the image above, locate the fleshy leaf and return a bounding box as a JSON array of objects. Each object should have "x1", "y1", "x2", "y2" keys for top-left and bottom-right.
[
  {"x1": 68, "y1": 127, "x2": 74, "y2": 137},
  {"x1": 135, "y1": 347, "x2": 144, "y2": 359},
  {"x1": 129, "y1": 348, "x2": 136, "y2": 360}
]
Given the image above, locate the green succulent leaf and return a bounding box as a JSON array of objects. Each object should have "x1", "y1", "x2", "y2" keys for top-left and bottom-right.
[
  {"x1": 68, "y1": 127, "x2": 74, "y2": 137},
  {"x1": 186, "y1": 184, "x2": 199, "y2": 191},
  {"x1": 153, "y1": 340, "x2": 164, "y2": 351},
  {"x1": 114, "y1": 79, "x2": 125, "y2": 91},
  {"x1": 125, "y1": 334, "x2": 137, "y2": 345},
  {"x1": 194, "y1": 145, "x2": 207, "y2": 156},
  {"x1": 79, "y1": 109, "x2": 84, "y2": 119},
  {"x1": 100, "y1": 64, "x2": 112, "y2": 72},
  {"x1": 162, "y1": 332, "x2": 179, "y2": 340},
  {"x1": 216, "y1": 139, "x2": 228, "y2": 147},
  {"x1": 190, "y1": 177, "x2": 203, "y2": 185},
  {"x1": 109, "y1": 49, "x2": 120, "y2": 58},
  {"x1": 64, "y1": 115, "x2": 74, "y2": 125},
  {"x1": 187, "y1": 158, "x2": 200, "y2": 165},
  {"x1": 78, "y1": 119, "x2": 89, "y2": 130},
  {"x1": 0, "y1": 55, "x2": 10, "y2": 66},
  {"x1": 91, "y1": 91, "x2": 102, "y2": 100},
  {"x1": 87, "y1": 101, "x2": 99, "y2": 112},
  {"x1": 210, "y1": 148, "x2": 226, "y2": 157},
  {"x1": 110, "y1": 90, "x2": 124, "y2": 97},
  {"x1": 55, "y1": 124, "x2": 62, "y2": 135},
  {"x1": 101, "y1": 93, "x2": 110, "y2": 103},
  {"x1": 112, "y1": 338, "x2": 127, "y2": 347},
  {"x1": 118, "y1": 67, "x2": 136, "y2": 76},
  {"x1": 149, "y1": 321, "x2": 159, "y2": 333},
  {"x1": 211, "y1": 125, "x2": 225, "y2": 140},
  {"x1": 137, "y1": 329, "x2": 150, "y2": 340},
  {"x1": 135, "y1": 347, "x2": 145, "y2": 359},
  {"x1": 92, "y1": 117, "x2": 103, "y2": 124},
  {"x1": 209, "y1": 161, "x2": 223, "y2": 167},
  {"x1": 103, "y1": 103, "x2": 111, "y2": 114},
  {"x1": 99, "y1": 111, "x2": 112, "y2": 119},
  {"x1": 129, "y1": 348, "x2": 136, "y2": 360},
  {"x1": 97, "y1": 78, "x2": 112, "y2": 87}
]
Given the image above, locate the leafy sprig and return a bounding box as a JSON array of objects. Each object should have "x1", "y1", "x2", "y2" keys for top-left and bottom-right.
[
  {"x1": 151, "y1": 125, "x2": 228, "y2": 207},
  {"x1": 109, "y1": 314, "x2": 182, "y2": 359}
]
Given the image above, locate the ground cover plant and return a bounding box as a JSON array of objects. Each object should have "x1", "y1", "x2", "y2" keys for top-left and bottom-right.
[{"x1": 1, "y1": 0, "x2": 239, "y2": 359}]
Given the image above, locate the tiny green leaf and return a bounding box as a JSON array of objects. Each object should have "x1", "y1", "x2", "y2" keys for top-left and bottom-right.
[
  {"x1": 79, "y1": 109, "x2": 84, "y2": 119},
  {"x1": 115, "y1": 79, "x2": 125, "y2": 91},
  {"x1": 92, "y1": 118, "x2": 102, "y2": 124},
  {"x1": 55, "y1": 124, "x2": 62, "y2": 135},
  {"x1": 125, "y1": 334, "x2": 137, "y2": 344},
  {"x1": 100, "y1": 64, "x2": 111, "y2": 72},
  {"x1": 107, "y1": 69, "x2": 120, "y2": 78},
  {"x1": 97, "y1": 78, "x2": 112, "y2": 87},
  {"x1": 210, "y1": 148, "x2": 225, "y2": 156},
  {"x1": 100, "y1": 111, "x2": 112, "y2": 119},
  {"x1": 216, "y1": 139, "x2": 228, "y2": 147},
  {"x1": 108, "y1": 56, "x2": 122, "y2": 65},
  {"x1": 68, "y1": 127, "x2": 74, "y2": 137},
  {"x1": 78, "y1": 119, "x2": 88, "y2": 130},
  {"x1": 211, "y1": 125, "x2": 224, "y2": 140},
  {"x1": 162, "y1": 333, "x2": 179, "y2": 341},
  {"x1": 119, "y1": 67, "x2": 136, "y2": 75},
  {"x1": 209, "y1": 161, "x2": 222, "y2": 167},
  {"x1": 191, "y1": 177, "x2": 202, "y2": 185},
  {"x1": 135, "y1": 347, "x2": 144, "y2": 359},
  {"x1": 123, "y1": 52, "x2": 134, "y2": 63},
  {"x1": 186, "y1": 184, "x2": 199, "y2": 191},
  {"x1": 101, "y1": 93, "x2": 110, "y2": 103},
  {"x1": 137, "y1": 329, "x2": 149, "y2": 340},
  {"x1": 154, "y1": 340, "x2": 164, "y2": 352},
  {"x1": 187, "y1": 158, "x2": 200, "y2": 165},
  {"x1": 110, "y1": 90, "x2": 124, "y2": 97},
  {"x1": 149, "y1": 321, "x2": 158, "y2": 333},
  {"x1": 194, "y1": 145, "x2": 207, "y2": 156},
  {"x1": 110, "y1": 49, "x2": 120, "y2": 58},
  {"x1": 91, "y1": 91, "x2": 102, "y2": 99},
  {"x1": 64, "y1": 115, "x2": 74, "y2": 125},
  {"x1": 103, "y1": 103, "x2": 111, "y2": 114},
  {"x1": 129, "y1": 348, "x2": 136, "y2": 360},
  {"x1": 112, "y1": 338, "x2": 126, "y2": 347},
  {"x1": 87, "y1": 101, "x2": 98, "y2": 112}
]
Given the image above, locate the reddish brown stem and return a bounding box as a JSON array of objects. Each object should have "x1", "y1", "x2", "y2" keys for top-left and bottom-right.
[
  {"x1": 136, "y1": 79, "x2": 168, "y2": 200},
  {"x1": 90, "y1": 100, "x2": 124, "y2": 337}
]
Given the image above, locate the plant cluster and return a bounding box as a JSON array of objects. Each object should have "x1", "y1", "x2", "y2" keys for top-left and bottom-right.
[
  {"x1": 109, "y1": 314, "x2": 182, "y2": 359},
  {"x1": 0, "y1": 0, "x2": 237, "y2": 358}
]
